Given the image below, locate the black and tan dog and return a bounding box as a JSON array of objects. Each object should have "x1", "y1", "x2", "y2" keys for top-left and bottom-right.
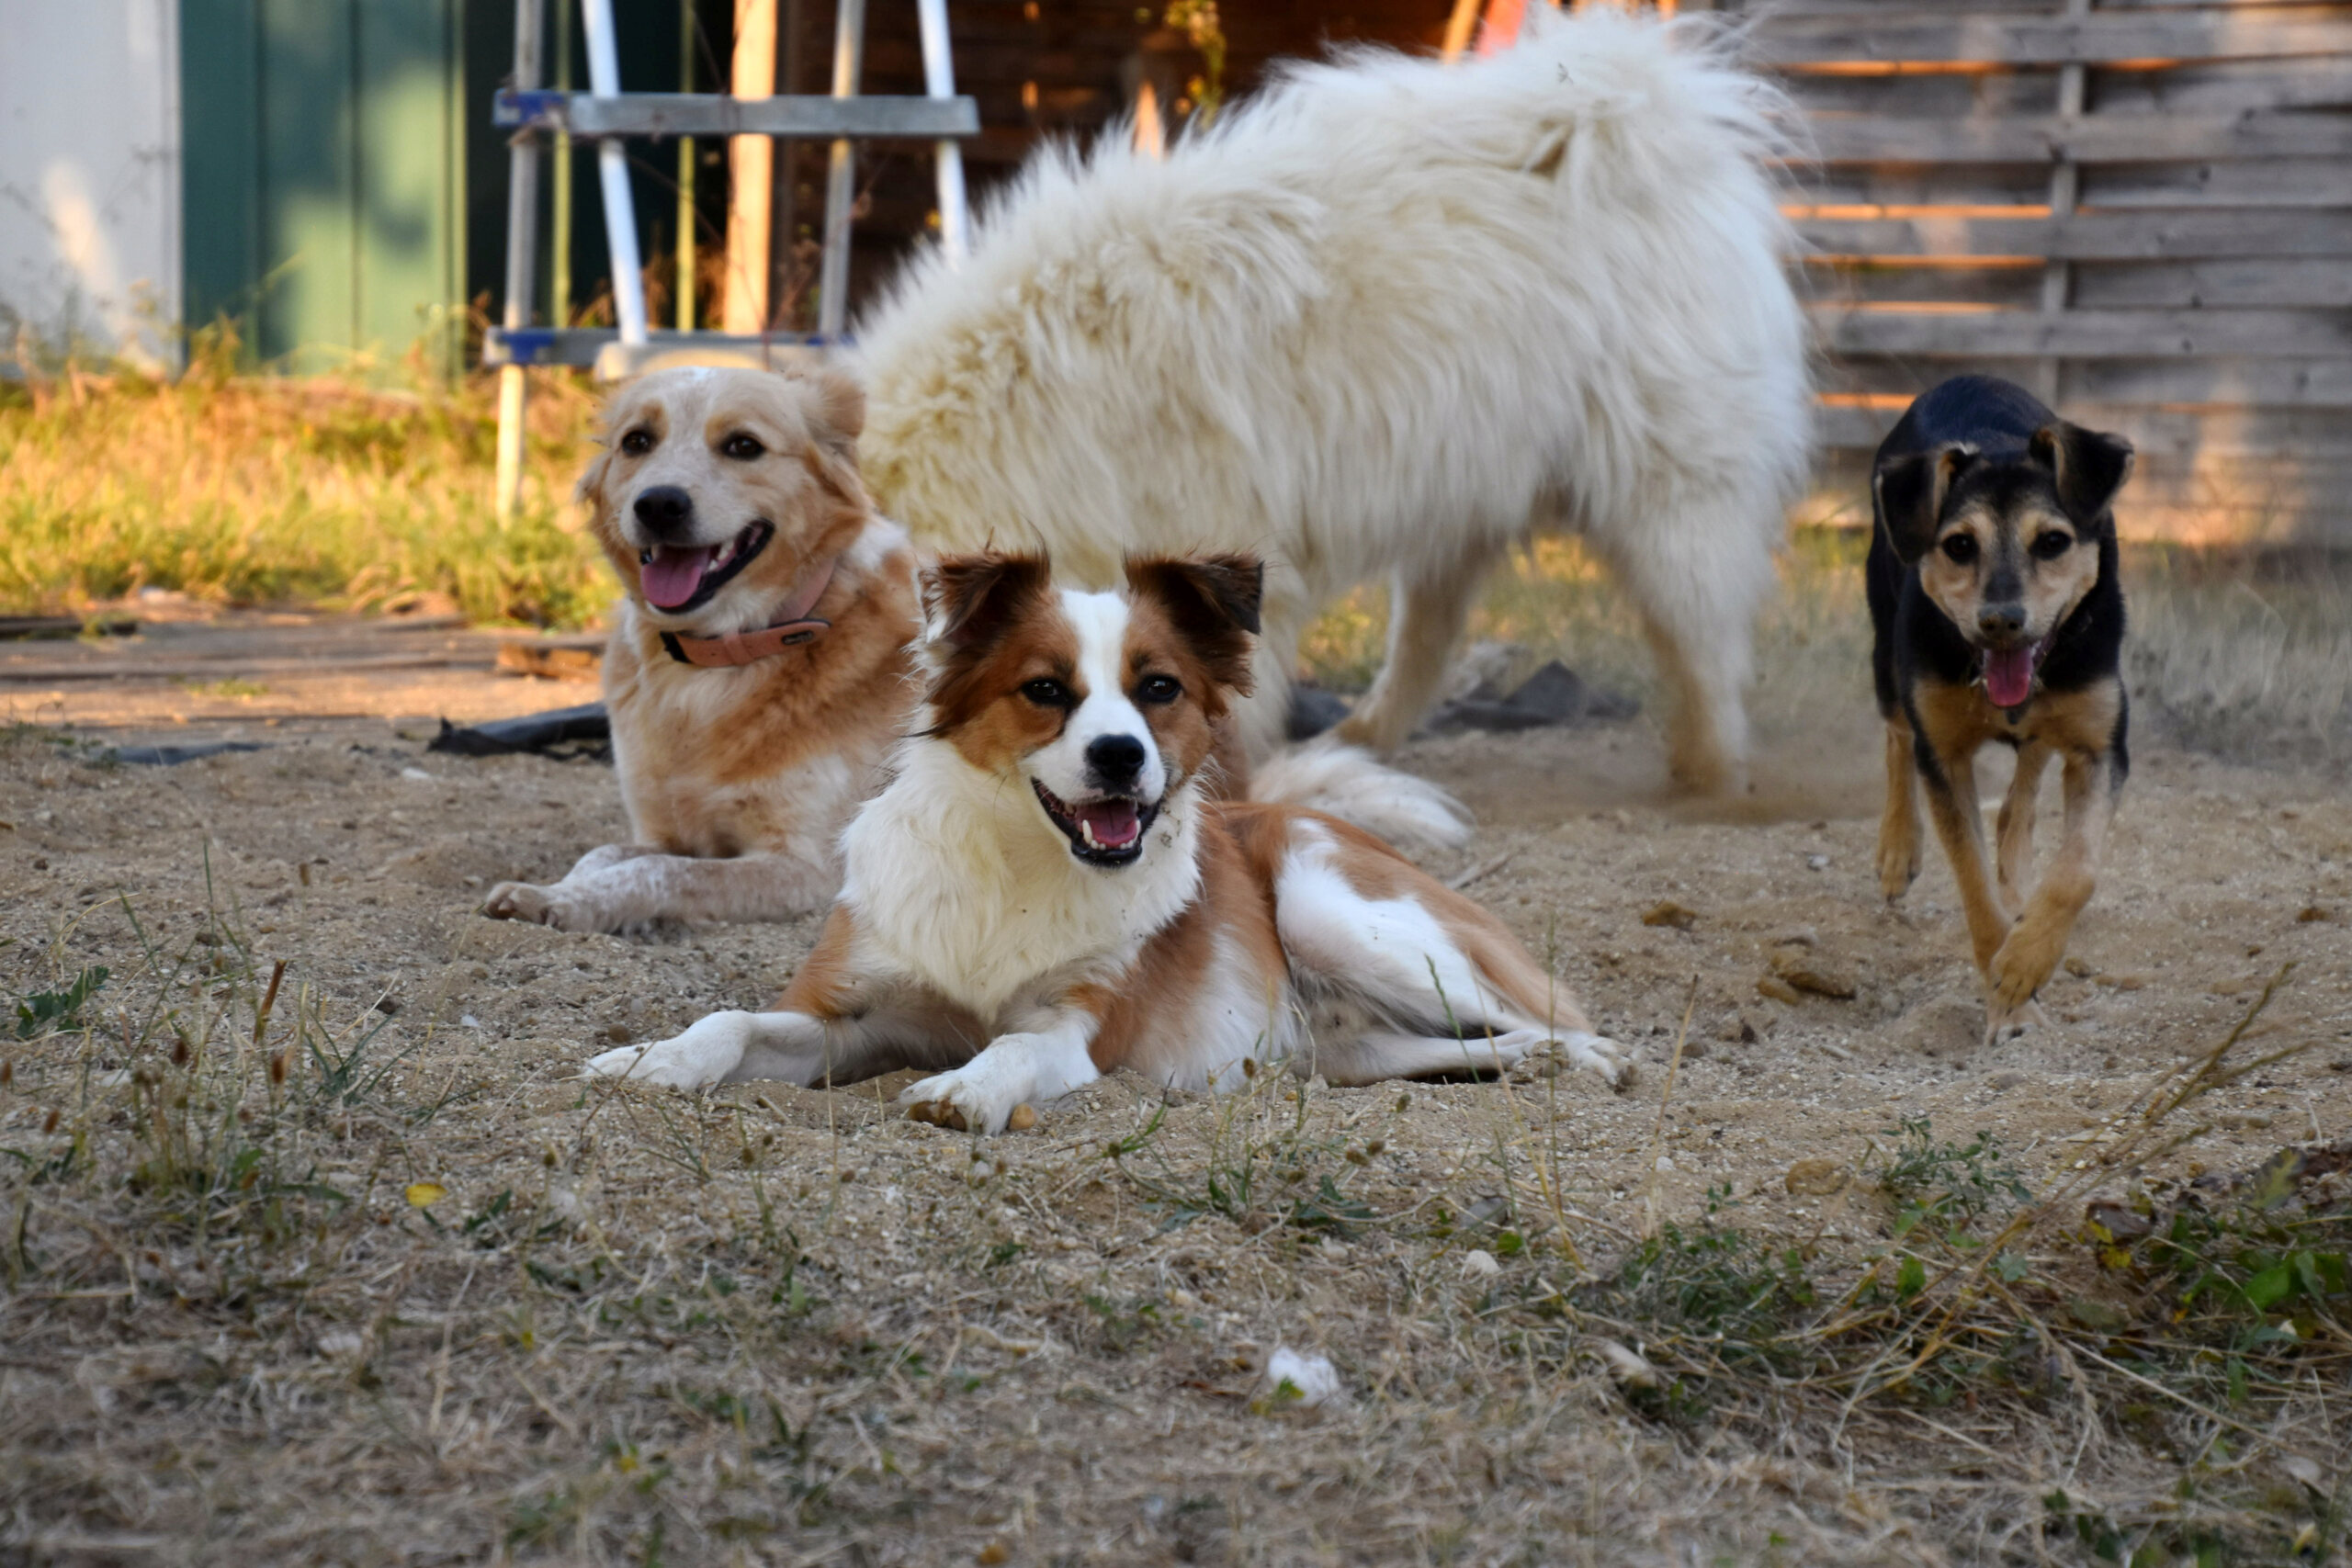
[{"x1": 1867, "y1": 375, "x2": 2135, "y2": 1043}]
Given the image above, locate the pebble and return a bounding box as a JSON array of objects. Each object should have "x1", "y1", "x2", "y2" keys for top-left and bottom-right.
[
  {"x1": 1785, "y1": 1158, "x2": 1848, "y2": 1196},
  {"x1": 1007, "y1": 1103, "x2": 1038, "y2": 1132},
  {"x1": 1641, "y1": 901, "x2": 1699, "y2": 931},
  {"x1": 1770, "y1": 949, "x2": 1858, "y2": 999},
  {"x1": 1756, "y1": 976, "x2": 1802, "y2": 1006},
  {"x1": 1462, "y1": 1249, "x2": 1501, "y2": 1280}
]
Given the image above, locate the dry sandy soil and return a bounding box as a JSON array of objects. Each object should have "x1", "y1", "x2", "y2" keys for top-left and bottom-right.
[{"x1": 1, "y1": 621, "x2": 2348, "y2": 1563}]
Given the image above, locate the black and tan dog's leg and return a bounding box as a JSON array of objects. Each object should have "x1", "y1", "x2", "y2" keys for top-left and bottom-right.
[
  {"x1": 1917, "y1": 750, "x2": 2013, "y2": 973},
  {"x1": 1988, "y1": 748, "x2": 2115, "y2": 1028},
  {"x1": 1994, "y1": 740, "x2": 2051, "y2": 919},
  {"x1": 1877, "y1": 715, "x2": 1924, "y2": 901}
]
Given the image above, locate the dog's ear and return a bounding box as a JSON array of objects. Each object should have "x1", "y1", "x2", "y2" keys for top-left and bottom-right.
[
  {"x1": 1125, "y1": 554, "x2": 1263, "y2": 695},
  {"x1": 1873, "y1": 443, "x2": 1977, "y2": 565},
  {"x1": 795, "y1": 366, "x2": 868, "y2": 506},
  {"x1": 804, "y1": 365, "x2": 865, "y2": 452},
  {"x1": 923, "y1": 552, "x2": 1053, "y2": 650},
  {"x1": 2030, "y1": 420, "x2": 2135, "y2": 528},
  {"x1": 575, "y1": 442, "x2": 614, "y2": 517}
]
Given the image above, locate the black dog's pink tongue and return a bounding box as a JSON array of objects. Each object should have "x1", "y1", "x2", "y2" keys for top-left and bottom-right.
[
  {"x1": 641, "y1": 545, "x2": 716, "y2": 609},
  {"x1": 1984, "y1": 644, "x2": 2037, "y2": 707},
  {"x1": 1077, "y1": 799, "x2": 1141, "y2": 848}
]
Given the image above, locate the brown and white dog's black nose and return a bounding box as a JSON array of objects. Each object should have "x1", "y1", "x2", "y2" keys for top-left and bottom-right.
[
  {"x1": 633, "y1": 484, "x2": 695, "y2": 540},
  {"x1": 1085, "y1": 733, "x2": 1148, "y2": 790}
]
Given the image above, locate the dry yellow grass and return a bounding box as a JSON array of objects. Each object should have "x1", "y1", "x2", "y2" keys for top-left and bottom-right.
[{"x1": 0, "y1": 362, "x2": 608, "y2": 627}]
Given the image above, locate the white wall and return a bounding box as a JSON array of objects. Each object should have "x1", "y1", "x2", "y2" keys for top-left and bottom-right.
[{"x1": 0, "y1": 0, "x2": 180, "y2": 368}]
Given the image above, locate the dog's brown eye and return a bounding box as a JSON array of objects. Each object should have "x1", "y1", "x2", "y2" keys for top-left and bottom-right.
[
  {"x1": 720, "y1": 434, "x2": 765, "y2": 460},
  {"x1": 1135, "y1": 674, "x2": 1182, "y2": 705},
  {"x1": 618, "y1": 428, "x2": 655, "y2": 456},
  {"x1": 1022, "y1": 678, "x2": 1072, "y2": 708},
  {"x1": 2030, "y1": 530, "x2": 2072, "y2": 559},
  {"x1": 1940, "y1": 533, "x2": 1978, "y2": 565}
]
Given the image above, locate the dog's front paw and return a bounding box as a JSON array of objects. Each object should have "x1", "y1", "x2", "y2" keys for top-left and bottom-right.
[
  {"x1": 1988, "y1": 916, "x2": 2067, "y2": 1013},
  {"x1": 1982, "y1": 995, "x2": 2052, "y2": 1049},
  {"x1": 900, "y1": 1066, "x2": 1022, "y2": 1134},
  {"x1": 1875, "y1": 829, "x2": 1920, "y2": 903},
  {"x1": 582, "y1": 1013, "x2": 751, "y2": 1089}
]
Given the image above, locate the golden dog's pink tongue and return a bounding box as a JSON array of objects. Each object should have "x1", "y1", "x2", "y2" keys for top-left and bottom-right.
[
  {"x1": 1984, "y1": 645, "x2": 2036, "y2": 707},
  {"x1": 641, "y1": 546, "x2": 716, "y2": 609},
  {"x1": 1077, "y1": 799, "x2": 1141, "y2": 849}
]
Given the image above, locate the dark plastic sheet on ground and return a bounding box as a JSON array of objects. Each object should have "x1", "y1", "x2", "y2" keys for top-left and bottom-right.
[
  {"x1": 1288, "y1": 661, "x2": 1637, "y2": 741},
  {"x1": 428, "y1": 703, "x2": 611, "y2": 759}
]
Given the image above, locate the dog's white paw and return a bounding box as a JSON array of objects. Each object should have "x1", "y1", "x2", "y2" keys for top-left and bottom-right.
[
  {"x1": 1560, "y1": 1030, "x2": 1632, "y2": 1088},
  {"x1": 899, "y1": 1060, "x2": 1029, "y2": 1134},
  {"x1": 483, "y1": 881, "x2": 578, "y2": 929},
  {"x1": 582, "y1": 1014, "x2": 751, "y2": 1089}
]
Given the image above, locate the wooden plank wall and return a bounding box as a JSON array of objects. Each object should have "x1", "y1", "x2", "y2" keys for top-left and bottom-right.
[
  {"x1": 1725, "y1": 0, "x2": 2352, "y2": 545},
  {"x1": 774, "y1": 1, "x2": 1444, "y2": 323}
]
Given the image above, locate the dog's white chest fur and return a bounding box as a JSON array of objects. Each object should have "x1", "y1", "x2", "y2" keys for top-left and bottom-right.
[{"x1": 840, "y1": 742, "x2": 1203, "y2": 1023}]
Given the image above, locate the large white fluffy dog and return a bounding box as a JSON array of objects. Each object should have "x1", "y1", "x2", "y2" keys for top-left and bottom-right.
[{"x1": 856, "y1": 8, "x2": 1812, "y2": 793}]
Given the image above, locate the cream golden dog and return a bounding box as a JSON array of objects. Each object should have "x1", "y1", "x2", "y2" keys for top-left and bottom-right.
[
  {"x1": 481, "y1": 366, "x2": 922, "y2": 932},
  {"x1": 482, "y1": 367, "x2": 1467, "y2": 934}
]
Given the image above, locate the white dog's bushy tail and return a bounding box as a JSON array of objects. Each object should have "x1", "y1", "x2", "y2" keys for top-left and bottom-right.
[{"x1": 1248, "y1": 739, "x2": 1474, "y2": 856}]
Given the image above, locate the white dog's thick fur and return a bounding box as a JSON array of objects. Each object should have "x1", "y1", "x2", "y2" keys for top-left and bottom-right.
[{"x1": 855, "y1": 8, "x2": 1812, "y2": 792}]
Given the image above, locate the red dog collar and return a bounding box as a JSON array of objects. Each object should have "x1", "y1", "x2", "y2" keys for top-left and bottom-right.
[{"x1": 658, "y1": 558, "x2": 838, "y2": 668}]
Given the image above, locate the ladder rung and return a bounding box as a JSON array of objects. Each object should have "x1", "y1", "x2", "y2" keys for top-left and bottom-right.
[
  {"x1": 485, "y1": 327, "x2": 840, "y2": 369},
  {"x1": 494, "y1": 89, "x2": 978, "y2": 140}
]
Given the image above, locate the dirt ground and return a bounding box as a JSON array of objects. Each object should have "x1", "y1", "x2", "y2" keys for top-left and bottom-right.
[{"x1": 2, "y1": 637, "x2": 2348, "y2": 1562}]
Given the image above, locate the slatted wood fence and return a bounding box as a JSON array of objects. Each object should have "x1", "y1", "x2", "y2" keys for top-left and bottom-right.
[{"x1": 1723, "y1": 0, "x2": 2352, "y2": 545}]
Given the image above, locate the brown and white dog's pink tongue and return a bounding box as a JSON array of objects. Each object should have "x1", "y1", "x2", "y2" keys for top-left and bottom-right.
[
  {"x1": 1077, "y1": 798, "x2": 1142, "y2": 849},
  {"x1": 640, "y1": 545, "x2": 717, "y2": 609},
  {"x1": 1984, "y1": 644, "x2": 2038, "y2": 707}
]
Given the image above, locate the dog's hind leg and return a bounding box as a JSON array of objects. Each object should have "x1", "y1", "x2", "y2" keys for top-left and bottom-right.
[
  {"x1": 1589, "y1": 487, "x2": 1774, "y2": 795},
  {"x1": 1271, "y1": 821, "x2": 1627, "y2": 1086},
  {"x1": 1877, "y1": 716, "x2": 1924, "y2": 901},
  {"x1": 1995, "y1": 740, "x2": 2052, "y2": 919},
  {"x1": 1334, "y1": 542, "x2": 1505, "y2": 753}
]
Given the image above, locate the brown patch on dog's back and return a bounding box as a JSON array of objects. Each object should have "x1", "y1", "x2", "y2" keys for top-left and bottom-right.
[{"x1": 1073, "y1": 816, "x2": 1286, "y2": 1079}]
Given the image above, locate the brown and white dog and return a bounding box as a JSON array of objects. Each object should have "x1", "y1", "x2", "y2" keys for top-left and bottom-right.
[
  {"x1": 583, "y1": 552, "x2": 1625, "y2": 1129},
  {"x1": 481, "y1": 365, "x2": 922, "y2": 933}
]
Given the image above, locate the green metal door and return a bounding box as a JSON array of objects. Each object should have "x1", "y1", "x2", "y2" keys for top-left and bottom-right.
[{"x1": 182, "y1": 0, "x2": 466, "y2": 377}]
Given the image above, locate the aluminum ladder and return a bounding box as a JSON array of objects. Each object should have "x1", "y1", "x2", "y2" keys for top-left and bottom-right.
[{"x1": 486, "y1": 0, "x2": 977, "y2": 519}]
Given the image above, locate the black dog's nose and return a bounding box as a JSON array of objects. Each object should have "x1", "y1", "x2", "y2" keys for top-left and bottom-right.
[
  {"x1": 1978, "y1": 603, "x2": 2026, "y2": 639},
  {"x1": 1086, "y1": 734, "x2": 1148, "y2": 784},
  {"x1": 633, "y1": 485, "x2": 695, "y2": 538}
]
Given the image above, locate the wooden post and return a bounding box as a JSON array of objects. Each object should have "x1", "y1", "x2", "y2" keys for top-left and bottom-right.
[
  {"x1": 2038, "y1": 0, "x2": 2092, "y2": 406},
  {"x1": 1442, "y1": 0, "x2": 1481, "y2": 62},
  {"x1": 495, "y1": 0, "x2": 544, "y2": 525},
  {"x1": 677, "y1": 0, "x2": 697, "y2": 332},
  {"x1": 723, "y1": 0, "x2": 777, "y2": 333}
]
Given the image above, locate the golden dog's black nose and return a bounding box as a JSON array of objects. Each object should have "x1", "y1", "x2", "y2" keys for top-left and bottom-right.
[{"x1": 634, "y1": 485, "x2": 695, "y2": 538}]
